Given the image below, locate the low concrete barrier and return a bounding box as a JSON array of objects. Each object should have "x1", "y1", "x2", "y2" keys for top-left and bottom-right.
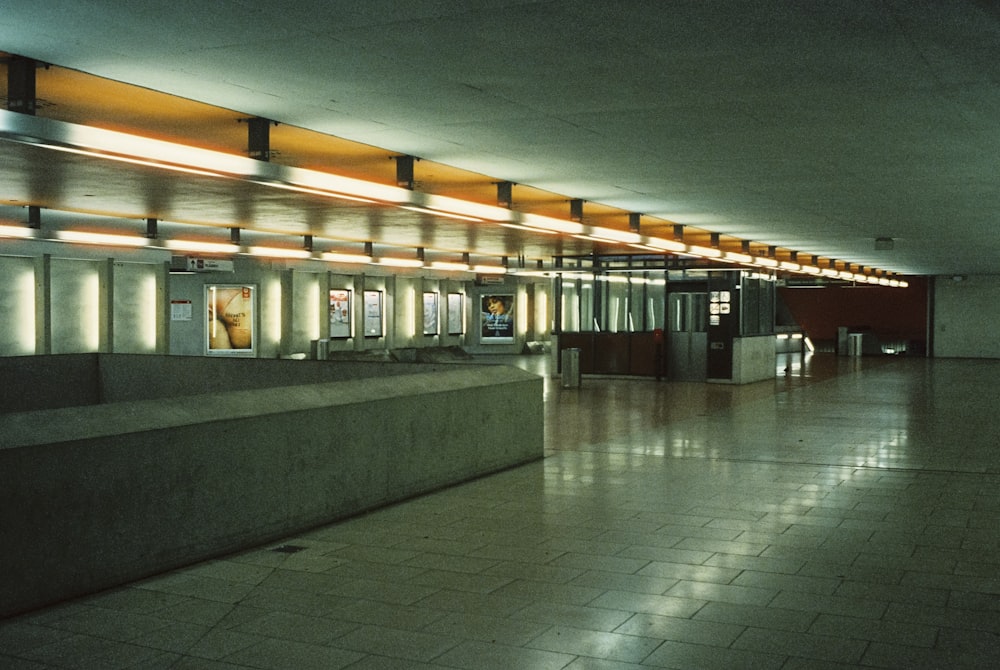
[{"x1": 0, "y1": 357, "x2": 542, "y2": 617}]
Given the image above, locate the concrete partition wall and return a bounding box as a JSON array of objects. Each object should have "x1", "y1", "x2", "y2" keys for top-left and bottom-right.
[
  {"x1": 725, "y1": 336, "x2": 776, "y2": 384},
  {"x1": 0, "y1": 364, "x2": 543, "y2": 617}
]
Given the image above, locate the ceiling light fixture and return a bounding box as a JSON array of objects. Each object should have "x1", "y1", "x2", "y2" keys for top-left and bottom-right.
[
  {"x1": 55, "y1": 230, "x2": 150, "y2": 247},
  {"x1": 377, "y1": 257, "x2": 425, "y2": 268},
  {"x1": 165, "y1": 239, "x2": 240, "y2": 254},
  {"x1": 0, "y1": 223, "x2": 37, "y2": 239},
  {"x1": 322, "y1": 252, "x2": 373, "y2": 264},
  {"x1": 247, "y1": 246, "x2": 312, "y2": 259}
]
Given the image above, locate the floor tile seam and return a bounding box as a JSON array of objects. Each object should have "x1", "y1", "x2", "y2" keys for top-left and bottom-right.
[{"x1": 557, "y1": 449, "x2": 1000, "y2": 481}]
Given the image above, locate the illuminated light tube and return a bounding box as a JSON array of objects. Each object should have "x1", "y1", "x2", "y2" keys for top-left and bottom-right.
[
  {"x1": 472, "y1": 265, "x2": 507, "y2": 274},
  {"x1": 799, "y1": 265, "x2": 822, "y2": 275},
  {"x1": 839, "y1": 271, "x2": 856, "y2": 280},
  {"x1": 687, "y1": 245, "x2": 722, "y2": 258},
  {"x1": 780, "y1": 261, "x2": 801, "y2": 271},
  {"x1": 377, "y1": 257, "x2": 425, "y2": 268},
  {"x1": 165, "y1": 239, "x2": 240, "y2": 254},
  {"x1": 853, "y1": 273, "x2": 869, "y2": 282},
  {"x1": 421, "y1": 193, "x2": 514, "y2": 223},
  {"x1": 400, "y1": 205, "x2": 484, "y2": 223},
  {"x1": 322, "y1": 252, "x2": 372, "y2": 264},
  {"x1": 879, "y1": 277, "x2": 891, "y2": 286},
  {"x1": 248, "y1": 246, "x2": 312, "y2": 259},
  {"x1": 644, "y1": 237, "x2": 687, "y2": 253},
  {"x1": 56, "y1": 230, "x2": 149, "y2": 247},
  {"x1": 285, "y1": 165, "x2": 410, "y2": 204},
  {"x1": 254, "y1": 180, "x2": 378, "y2": 204},
  {"x1": 519, "y1": 213, "x2": 586, "y2": 235},
  {"x1": 724, "y1": 251, "x2": 753, "y2": 263},
  {"x1": 0, "y1": 224, "x2": 37, "y2": 239},
  {"x1": 588, "y1": 227, "x2": 642, "y2": 245},
  {"x1": 41, "y1": 143, "x2": 226, "y2": 178},
  {"x1": 754, "y1": 257, "x2": 779, "y2": 268},
  {"x1": 898, "y1": 280, "x2": 909, "y2": 288},
  {"x1": 821, "y1": 268, "x2": 841, "y2": 278},
  {"x1": 430, "y1": 261, "x2": 471, "y2": 272},
  {"x1": 866, "y1": 275, "x2": 882, "y2": 285},
  {"x1": 889, "y1": 280, "x2": 900, "y2": 287}
]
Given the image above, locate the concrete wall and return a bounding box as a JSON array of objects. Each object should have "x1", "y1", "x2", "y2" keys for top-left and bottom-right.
[
  {"x1": 0, "y1": 363, "x2": 543, "y2": 617},
  {"x1": 716, "y1": 335, "x2": 776, "y2": 385},
  {"x1": 933, "y1": 275, "x2": 1000, "y2": 359}
]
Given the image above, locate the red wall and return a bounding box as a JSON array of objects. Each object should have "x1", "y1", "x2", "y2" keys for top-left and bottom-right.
[{"x1": 779, "y1": 277, "x2": 928, "y2": 352}]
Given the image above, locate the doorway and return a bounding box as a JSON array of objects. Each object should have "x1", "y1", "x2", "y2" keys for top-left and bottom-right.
[{"x1": 667, "y1": 292, "x2": 707, "y2": 381}]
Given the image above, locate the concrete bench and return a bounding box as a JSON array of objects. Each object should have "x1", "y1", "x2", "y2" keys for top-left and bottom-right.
[{"x1": 0, "y1": 355, "x2": 543, "y2": 617}]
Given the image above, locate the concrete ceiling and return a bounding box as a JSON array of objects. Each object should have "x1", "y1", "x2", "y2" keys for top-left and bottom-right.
[{"x1": 2, "y1": 1, "x2": 999, "y2": 275}]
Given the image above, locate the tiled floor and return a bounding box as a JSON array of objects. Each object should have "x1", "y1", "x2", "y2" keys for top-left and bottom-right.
[{"x1": 3, "y1": 353, "x2": 1000, "y2": 669}]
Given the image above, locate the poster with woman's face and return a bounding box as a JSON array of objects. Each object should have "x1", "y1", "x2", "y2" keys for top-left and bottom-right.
[
  {"x1": 481, "y1": 294, "x2": 514, "y2": 343},
  {"x1": 206, "y1": 284, "x2": 256, "y2": 356}
]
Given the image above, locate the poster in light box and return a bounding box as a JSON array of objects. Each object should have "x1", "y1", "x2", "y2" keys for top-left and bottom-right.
[
  {"x1": 423, "y1": 292, "x2": 439, "y2": 335},
  {"x1": 329, "y1": 289, "x2": 351, "y2": 338},
  {"x1": 363, "y1": 290, "x2": 383, "y2": 337},
  {"x1": 206, "y1": 284, "x2": 256, "y2": 356},
  {"x1": 447, "y1": 293, "x2": 464, "y2": 335},
  {"x1": 481, "y1": 294, "x2": 514, "y2": 344}
]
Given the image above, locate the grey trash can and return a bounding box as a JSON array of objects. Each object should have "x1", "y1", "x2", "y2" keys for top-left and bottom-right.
[{"x1": 561, "y1": 348, "x2": 581, "y2": 388}]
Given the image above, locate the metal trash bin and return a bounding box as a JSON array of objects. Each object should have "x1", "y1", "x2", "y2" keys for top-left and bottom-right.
[{"x1": 561, "y1": 347, "x2": 581, "y2": 388}]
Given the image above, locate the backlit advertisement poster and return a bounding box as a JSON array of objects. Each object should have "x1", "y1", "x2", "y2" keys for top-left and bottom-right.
[
  {"x1": 363, "y1": 290, "x2": 383, "y2": 337},
  {"x1": 447, "y1": 293, "x2": 464, "y2": 335},
  {"x1": 329, "y1": 289, "x2": 351, "y2": 338},
  {"x1": 206, "y1": 284, "x2": 256, "y2": 356},
  {"x1": 423, "y1": 292, "x2": 439, "y2": 335},
  {"x1": 481, "y1": 294, "x2": 514, "y2": 343}
]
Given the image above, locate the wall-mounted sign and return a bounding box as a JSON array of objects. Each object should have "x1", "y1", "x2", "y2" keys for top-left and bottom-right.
[
  {"x1": 481, "y1": 294, "x2": 514, "y2": 344},
  {"x1": 447, "y1": 293, "x2": 464, "y2": 335},
  {"x1": 423, "y1": 292, "x2": 439, "y2": 335},
  {"x1": 363, "y1": 290, "x2": 383, "y2": 337},
  {"x1": 329, "y1": 289, "x2": 352, "y2": 338},
  {"x1": 206, "y1": 284, "x2": 256, "y2": 356}
]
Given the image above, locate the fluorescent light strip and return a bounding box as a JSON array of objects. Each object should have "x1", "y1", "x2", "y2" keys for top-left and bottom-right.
[
  {"x1": 421, "y1": 193, "x2": 514, "y2": 223},
  {"x1": 754, "y1": 257, "x2": 779, "y2": 268},
  {"x1": 587, "y1": 227, "x2": 642, "y2": 245},
  {"x1": 253, "y1": 180, "x2": 378, "y2": 204},
  {"x1": 687, "y1": 244, "x2": 722, "y2": 258},
  {"x1": 430, "y1": 261, "x2": 471, "y2": 272},
  {"x1": 643, "y1": 238, "x2": 687, "y2": 253},
  {"x1": 56, "y1": 230, "x2": 149, "y2": 247},
  {"x1": 247, "y1": 246, "x2": 312, "y2": 259},
  {"x1": 377, "y1": 257, "x2": 424, "y2": 268},
  {"x1": 472, "y1": 265, "x2": 507, "y2": 274},
  {"x1": 0, "y1": 224, "x2": 37, "y2": 239},
  {"x1": 165, "y1": 240, "x2": 241, "y2": 254},
  {"x1": 400, "y1": 205, "x2": 483, "y2": 223},
  {"x1": 519, "y1": 213, "x2": 586, "y2": 235},
  {"x1": 322, "y1": 252, "x2": 372, "y2": 264}
]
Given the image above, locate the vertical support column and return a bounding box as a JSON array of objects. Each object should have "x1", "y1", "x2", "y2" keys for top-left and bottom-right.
[
  {"x1": 279, "y1": 269, "x2": 294, "y2": 358},
  {"x1": 7, "y1": 56, "x2": 37, "y2": 115},
  {"x1": 156, "y1": 260, "x2": 170, "y2": 354},
  {"x1": 353, "y1": 274, "x2": 366, "y2": 351},
  {"x1": 34, "y1": 254, "x2": 51, "y2": 354},
  {"x1": 98, "y1": 258, "x2": 114, "y2": 353}
]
